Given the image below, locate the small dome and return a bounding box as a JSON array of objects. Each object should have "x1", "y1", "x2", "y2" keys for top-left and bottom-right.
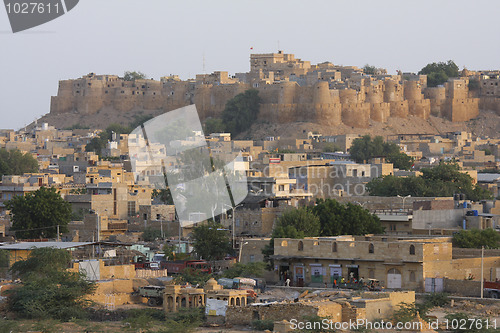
[{"x1": 206, "y1": 278, "x2": 218, "y2": 286}]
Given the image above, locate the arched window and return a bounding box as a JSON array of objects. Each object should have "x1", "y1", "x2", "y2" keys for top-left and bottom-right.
[
  {"x1": 281, "y1": 240, "x2": 288, "y2": 247},
  {"x1": 388, "y1": 268, "x2": 401, "y2": 275},
  {"x1": 298, "y1": 241, "x2": 304, "y2": 251},
  {"x1": 332, "y1": 242, "x2": 337, "y2": 252},
  {"x1": 368, "y1": 243, "x2": 374, "y2": 254},
  {"x1": 409, "y1": 245, "x2": 415, "y2": 255},
  {"x1": 236, "y1": 297, "x2": 241, "y2": 306}
]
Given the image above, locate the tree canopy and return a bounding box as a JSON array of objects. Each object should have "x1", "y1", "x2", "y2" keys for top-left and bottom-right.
[
  {"x1": 362, "y1": 64, "x2": 377, "y2": 75},
  {"x1": 452, "y1": 229, "x2": 500, "y2": 249},
  {"x1": 349, "y1": 135, "x2": 413, "y2": 170},
  {"x1": 123, "y1": 71, "x2": 147, "y2": 81},
  {"x1": 418, "y1": 60, "x2": 459, "y2": 87},
  {"x1": 7, "y1": 247, "x2": 96, "y2": 320},
  {"x1": 85, "y1": 123, "x2": 131, "y2": 155},
  {"x1": 204, "y1": 118, "x2": 226, "y2": 135},
  {"x1": 263, "y1": 201, "x2": 384, "y2": 267},
  {"x1": 6, "y1": 187, "x2": 72, "y2": 239},
  {"x1": 191, "y1": 220, "x2": 233, "y2": 261},
  {"x1": 312, "y1": 199, "x2": 384, "y2": 236},
  {"x1": 0, "y1": 148, "x2": 38, "y2": 177},
  {"x1": 222, "y1": 89, "x2": 262, "y2": 137},
  {"x1": 367, "y1": 161, "x2": 493, "y2": 201}
]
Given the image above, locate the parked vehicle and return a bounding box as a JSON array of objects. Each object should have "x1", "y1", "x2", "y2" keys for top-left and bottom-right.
[
  {"x1": 484, "y1": 281, "x2": 500, "y2": 298},
  {"x1": 138, "y1": 285, "x2": 165, "y2": 306},
  {"x1": 134, "y1": 258, "x2": 160, "y2": 270},
  {"x1": 161, "y1": 260, "x2": 212, "y2": 274}
]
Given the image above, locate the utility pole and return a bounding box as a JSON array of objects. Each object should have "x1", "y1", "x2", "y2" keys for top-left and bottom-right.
[
  {"x1": 56, "y1": 225, "x2": 60, "y2": 242},
  {"x1": 480, "y1": 246, "x2": 484, "y2": 298}
]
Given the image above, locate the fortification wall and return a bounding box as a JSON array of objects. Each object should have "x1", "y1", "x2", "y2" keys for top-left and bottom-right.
[
  {"x1": 370, "y1": 102, "x2": 391, "y2": 122},
  {"x1": 389, "y1": 101, "x2": 409, "y2": 118},
  {"x1": 341, "y1": 103, "x2": 370, "y2": 128},
  {"x1": 408, "y1": 99, "x2": 431, "y2": 119},
  {"x1": 49, "y1": 73, "x2": 500, "y2": 127},
  {"x1": 442, "y1": 98, "x2": 480, "y2": 122}
]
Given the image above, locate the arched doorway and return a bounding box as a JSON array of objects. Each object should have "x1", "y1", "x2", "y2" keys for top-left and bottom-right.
[{"x1": 387, "y1": 268, "x2": 402, "y2": 289}]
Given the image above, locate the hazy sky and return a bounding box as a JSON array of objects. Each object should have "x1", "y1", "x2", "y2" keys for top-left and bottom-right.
[{"x1": 1, "y1": 0, "x2": 499, "y2": 130}]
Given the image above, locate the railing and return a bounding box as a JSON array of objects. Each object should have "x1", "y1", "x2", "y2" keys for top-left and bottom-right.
[{"x1": 373, "y1": 209, "x2": 412, "y2": 216}]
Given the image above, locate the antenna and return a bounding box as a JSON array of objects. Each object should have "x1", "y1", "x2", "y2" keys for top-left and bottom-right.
[{"x1": 202, "y1": 53, "x2": 205, "y2": 73}]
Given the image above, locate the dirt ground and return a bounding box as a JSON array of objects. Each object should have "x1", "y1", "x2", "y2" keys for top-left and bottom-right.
[{"x1": 33, "y1": 107, "x2": 500, "y2": 141}]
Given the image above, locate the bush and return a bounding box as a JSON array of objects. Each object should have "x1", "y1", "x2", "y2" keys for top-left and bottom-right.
[
  {"x1": 424, "y1": 292, "x2": 450, "y2": 308},
  {"x1": 392, "y1": 302, "x2": 428, "y2": 323},
  {"x1": 142, "y1": 228, "x2": 163, "y2": 241},
  {"x1": 252, "y1": 319, "x2": 274, "y2": 331}
]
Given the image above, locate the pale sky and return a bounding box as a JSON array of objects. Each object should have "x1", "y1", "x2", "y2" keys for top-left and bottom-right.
[{"x1": 1, "y1": 0, "x2": 499, "y2": 130}]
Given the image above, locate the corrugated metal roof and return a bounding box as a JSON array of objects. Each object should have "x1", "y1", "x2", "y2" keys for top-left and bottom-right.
[
  {"x1": 0, "y1": 242, "x2": 95, "y2": 250},
  {"x1": 477, "y1": 173, "x2": 500, "y2": 183}
]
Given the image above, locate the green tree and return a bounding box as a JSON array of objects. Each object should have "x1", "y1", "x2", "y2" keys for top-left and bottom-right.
[
  {"x1": 367, "y1": 162, "x2": 493, "y2": 201},
  {"x1": 222, "y1": 89, "x2": 262, "y2": 136},
  {"x1": 349, "y1": 135, "x2": 412, "y2": 168},
  {"x1": 262, "y1": 207, "x2": 320, "y2": 268},
  {"x1": 203, "y1": 118, "x2": 226, "y2": 134},
  {"x1": 312, "y1": 199, "x2": 384, "y2": 236},
  {"x1": 7, "y1": 247, "x2": 96, "y2": 320},
  {"x1": 418, "y1": 60, "x2": 459, "y2": 87},
  {"x1": 191, "y1": 220, "x2": 232, "y2": 262},
  {"x1": 123, "y1": 71, "x2": 147, "y2": 81},
  {"x1": 362, "y1": 64, "x2": 377, "y2": 75},
  {"x1": 322, "y1": 143, "x2": 341, "y2": 153},
  {"x1": 452, "y1": 229, "x2": 500, "y2": 249},
  {"x1": 386, "y1": 151, "x2": 414, "y2": 170},
  {"x1": 0, "y1": 148, "x2": 38, "y2": 177},
  {"x1": 142, "y1": 228, "x2": 163, "y2": 241},
  {"x1": 222, "y1": 262, "x2": 267, "y2": 279},
  {"x1": 6, "y1": 187, "x2": 72, "y2": 239},
  {"x1": 85, "y1": 123, "x2": 132, "y2": 155}
]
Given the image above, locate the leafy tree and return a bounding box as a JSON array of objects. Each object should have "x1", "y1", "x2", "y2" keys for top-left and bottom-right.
[
  {"x1": 349, "y1": 135, "x2": 413, "y2": 170},
  {"x1": 0, "y1": 250, "x2": 8, "y2": 267},
  {"x1": 7, "y1": 247, "x2": 96, "y2": 320},
  {"x1": 387, "y1": 151, "x2": 414, "y2": 170},
  {"x1": 142, "y1": 228, "x2": 163, "y2": 241},
  {"x1": 204, "y1": 118, "x2": 226, "y2": 135},
  {"x1": 85, "y1": 123, "x2": 132, "y2": 155},
  {"x1": 222, "y1": 89, "x2": 262, "y2": 136},
  {"x1": 322, "y1": 143, "x2": 342, "y2": 153},
  {"x1": 0, "y1": 148, "x2": 38, "y2": 177},
  {"x1": 313, "y1": 199, "x2": 384, "y2": 236},
  {"x1": 273, "y1": 207, "x2": 320, "y2": 237},
  {"x1": 191, "y1": 220, "x2": 232, "y2": 262},
  {"x1": 418, "y1": 60, "x2": 459, "y2": 87},
  {"x1": 6, "y1": 187, "x2": 72, "y2": 239},
  {"x1": 129, "y1": 114, "x2": 153, "y2": 129},
  {"x1": 262, "y1": 207, "x2": 320, "y2": 268},
  {"x1": 367, "y1": 162, "x2": 493, "y2": 201},
  {"x1": 362, "y1": 64, "x2": 377, "y2": 75},
  {"x1": 468, "y1": 78, "x2": 480, "y2": 91},
  {"x1": 452, "y1": 229, "x2": 500, "y2": 249},
  {"x1": 391, "y1": 302, "x2": 428, "y2": 323},
  {"x1": 222, "y1": 262, "x2": 267, "y2": 279},
  {"x1": 123, "y1": 71, "x2": 147, "y2": 81}
]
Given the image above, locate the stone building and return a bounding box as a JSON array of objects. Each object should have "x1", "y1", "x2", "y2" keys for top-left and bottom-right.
[
  {"x1": 270, "y1": 235, "x2": 500, "y2": 290},
  {"x1": 49, "y1": 52, "x2": 492, "y2": 129}
]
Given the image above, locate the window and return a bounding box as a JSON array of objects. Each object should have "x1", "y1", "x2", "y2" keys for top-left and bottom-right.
[
  {"x1": 127, "y1": 201, "x2": 136, "y2": 217},
  {"x1": 249, "y1": 255, "x2": 255, "y2": 262},
  {"x1": 409, "y1": 245, "x2": 415, "y2": 255},
  {"x1": 368, "y1": 243, "x2": 374, "y2": 254},
  {"x1": 369, "y1": 269, "x2": 375, "y2": 279},
  {"x1": 281, "y1": 240, "x2": 288, "y2": 247},
  {"x1": 409, "y1": 271, "x2": 416, "y2": 282},
  {"x1": 332, "y1": 242, "x2": 337, "y2": 252},
  {"x1": 279, "y1": 185, "x2": 285, "y2": 191},
  {"x1": 298, "y1": 241, "x2": 304, "y2": 251}
]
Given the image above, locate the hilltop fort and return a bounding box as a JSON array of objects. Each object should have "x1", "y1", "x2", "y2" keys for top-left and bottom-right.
[{"x1": 49, "y1": 51, "x2": 500, "y2": 129}]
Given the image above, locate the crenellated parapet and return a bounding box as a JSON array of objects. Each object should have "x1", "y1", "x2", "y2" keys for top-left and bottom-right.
[{"x1": 49, "y1": 53, "x2": 496, "y2": 127}]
